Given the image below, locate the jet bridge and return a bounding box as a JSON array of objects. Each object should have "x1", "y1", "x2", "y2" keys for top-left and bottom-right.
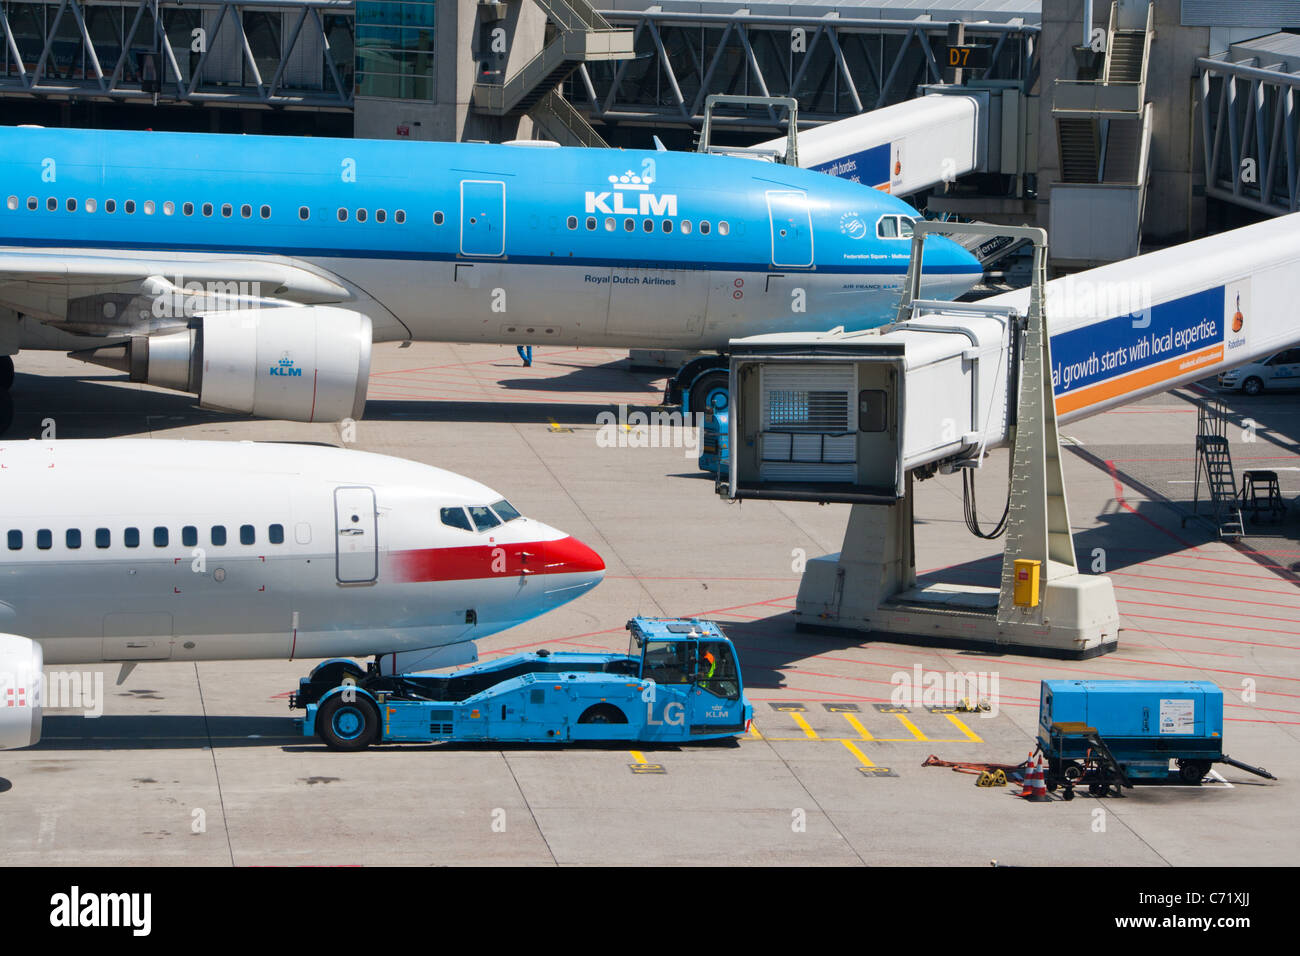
[{"x1": 719, "y1": 214, "x2": 1300, "y2": 658}]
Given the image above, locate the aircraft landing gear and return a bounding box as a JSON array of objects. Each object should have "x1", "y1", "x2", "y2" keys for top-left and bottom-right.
[{"x1": 0, "y1": 356, "x2": 13, "y2": 392}]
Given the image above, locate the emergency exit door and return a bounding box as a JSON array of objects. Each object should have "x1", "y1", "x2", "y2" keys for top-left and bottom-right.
[
  {"x1": 461, "y1": 179, "x2": 506, "y2": 257},
  {"x1": 766, "y1": 190, "x2": 813, "y2": 267},
  {"x1": 335, "y1": 486, "x2": 378, "y2": 583}
]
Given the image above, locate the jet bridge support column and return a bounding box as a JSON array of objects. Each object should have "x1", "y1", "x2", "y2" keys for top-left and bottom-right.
[{"x1": 745, "y1": 224, "x2": 1120, "y2": 659}]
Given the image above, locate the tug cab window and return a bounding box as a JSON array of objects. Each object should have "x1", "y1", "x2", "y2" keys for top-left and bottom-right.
[
  {"x1": 640, "y1": 641, "x2": 691, "y2": 684},
  {"x1": 694, "y1": 640, "x2": 741, "y2": 700}
]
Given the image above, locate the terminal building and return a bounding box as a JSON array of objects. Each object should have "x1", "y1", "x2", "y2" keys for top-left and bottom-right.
[{"x1": 1, "y1": 0, "x2": 1299, "y2": 268}]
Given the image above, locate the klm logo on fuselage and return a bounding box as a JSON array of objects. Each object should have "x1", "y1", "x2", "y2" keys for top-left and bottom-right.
[
  {"x1": 270, "y1": 355, "x2": 302, "y2": 377},
  {"x1": 584, "y1": 171, "x2": 678, "y2": 218}
]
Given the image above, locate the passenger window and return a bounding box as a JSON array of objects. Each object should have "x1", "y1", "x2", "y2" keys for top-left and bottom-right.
[
  {"x1": 66, "y1": 529, "x2": 81, "y2": 549},
  {"x1": 700, "y1": 221, "x2": 711, "y2": 235},
  {"x1": 605, "y1": 217, "x2": 615, "y2": 231},
  {"x1": 47, "y1": 197, "x2": 57, "y2": 211},
  {"x1": 356, "y1": 208, "x2": 368, "y2": 223},
  {"x1": 566, "y1": 216, "x2": 577, "y2": 229},
  {"x1": 375, "y1": 209, "x2": 386, "y2": 223},
  {"x1": 95, "y1": 528, "x2": 111, "y2": 548},
  {"x1": 298, "y1": 206, "x2": 309, "y2": 220},
  {"x1": 490, "y1": 499, "x2": 521, "y2": 522},
  {"x1": 211, "y1": 525, "x2": 227, "y2": 546},
  {"x1": 182, "y1": 526, "x2": 197, "y2": 547},
  {"x1": 66, "y1": 198, "x2": 77, "y2": 211},
  {"x1": 643, "y1": 219, "x2": 653, "y2": 232},
  {"x1": 125, "y1": 200, "x2": 136, "y2": 214},
  {"x1": 144, "y1": 200, "x2": 155, "y2": 215},
  {"x1": 662, "y1": 220, "x2": 673, "y2": 233},
  {"x1": 440, "y1": 507, "x2": 472, "y2": 532},
  {"x1": 877, "y1": 216, "x2": 898, "y2": 239},
  {"x1": 183, "y1": 202, "x2": 194, "y2": 216},
  {"x1": 395, "y1": 209, "x2": 406, "y2": 224},
  {"x1": 86, "y1": 198, "x2": 97, "y2": 213},
  {"x1": 37, "y1": 530, "x2": 51, "y2": 550},
  {"x1": 7, "y1": 530, "x2": 21, "y2": 550},
  {"x1": 586, "y1": 216, "x2": 596, "y2": 230},
  {"x1": 680, "y1": 220, "x2": 692, "y2": 234},
  {"x1": 202, "y1": 203, "x2": 213, "y2": 217},
  {"x1": 468, "y1": 506, "x2": 501, "y2": 532},
  {"x1": 221, "y1": 203, "x2": 232, "y2": 217},
  {"x1": 260, "y1": 205, "x2": 271, "y2": 219},
  {"x1": 124, "y1": 527, "x2": 140, "y2": 548},
  {"x1": 27, "y1": 196, "x2": 37, "y2": 210},
  {"x1": 718, "y1": 221, "x2": 730, "y2": 236},
  {"x1": 240, "y1": 204, "x2": 252, "y2": 219},
  {"x1": 624, "y1": 218, "x2": 634, "y2": 232},
  {"x1": 105, "y1": 199, "x2": 116, "y2": 213},
  {"x1": 154, "y1": 527, "x2": 169, "y2": 547},
  {"x1": 163, "y1": 201, "x2": 174, "y2": 216},
  {"x1": 268, "y1": 524, "x2": 284, "y2": 544},
  {"x1": 5, "y1": 195, "x2": 16, "y2": 210},
  {"x1": 433, "y1": 210, "x2": 444, "y2": 225},
  {"x1": 337, "y1": 208, "x2": 348, "y2": 222},
  {"x1": 240, "y1": 524, "x2": 255, "y2": 545}
]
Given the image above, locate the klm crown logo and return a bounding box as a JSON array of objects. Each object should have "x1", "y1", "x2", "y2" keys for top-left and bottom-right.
[
  {"x1": 270, "y1": 353, "x2": 302, "y2": 377},
  {"x1": 585, "y1": 170, "x2": 677, "y2": 218}
]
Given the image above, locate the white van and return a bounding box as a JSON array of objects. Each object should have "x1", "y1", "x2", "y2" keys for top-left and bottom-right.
[{"x1": 1217, "y1": 348, "x2": 1300, "y2": 395}]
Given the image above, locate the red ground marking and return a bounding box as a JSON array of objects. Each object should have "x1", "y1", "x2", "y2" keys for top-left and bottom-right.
[{"x1": 1117, "y1": 598, "x2": 1300, "y2": 626}]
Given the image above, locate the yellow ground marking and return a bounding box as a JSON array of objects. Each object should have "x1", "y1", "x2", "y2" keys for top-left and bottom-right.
[
  {"x1": 629, "y1": 750, "x2": 648, "y2": 764},
  {"x1": 841, "y1": 713, "x2": 874, "y2": 740},
  {"x1": 894, "y1": 714, "x2": 929, "y2": 741},
  {"x1": 945, "y1": 713, "x2": 984, "y2": 742},
  {"x1": 789, "y1": 712, "x2": 820, "y2": 739},
  {"x1": 840, "y1": 739, "x2": 876, "y2": 767},
  {"x1": 748, "y1": 722, "x2": 764, "y2": 739}
]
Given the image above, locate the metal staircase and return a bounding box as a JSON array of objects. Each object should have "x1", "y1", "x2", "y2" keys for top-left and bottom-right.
[
  {"x1": 1048, "y1": 1, "x2": 1155, "y2": 265},
  {"x1": 1185, "y1": 400, "x2": 1245, "y2": 540},
  {"x1": 529, "y1": 88, "x2": 609, "y2": 147},
  {"x1": 472, "y1": 0, "x2": 633, "y2": 119}
]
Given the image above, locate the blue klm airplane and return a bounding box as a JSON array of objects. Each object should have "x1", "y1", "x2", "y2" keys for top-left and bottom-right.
[{"x1": 0, "y1": 126, "x2": 981, "y2": 424}]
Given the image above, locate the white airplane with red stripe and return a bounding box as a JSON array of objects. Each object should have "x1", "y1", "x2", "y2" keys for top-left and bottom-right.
[{"x1": 0, "y1": 439, "x2": 605, "y2": 749}]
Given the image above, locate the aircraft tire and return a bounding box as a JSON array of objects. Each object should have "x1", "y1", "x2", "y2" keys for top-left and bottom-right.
[
  {"x1": 0, "y1": 355, "x2": 12, "y2": 391},
  {"x1": 0, "y1": 391, "x2": 12, "y2": 435},
  {"x1": 688, "y1": 371, "x2": 729, "y2": 416}
]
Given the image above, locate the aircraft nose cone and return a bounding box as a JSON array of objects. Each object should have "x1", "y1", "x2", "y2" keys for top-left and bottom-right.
[{"x1": 543, "y1": 536, "x2": 606, "y2": 578}]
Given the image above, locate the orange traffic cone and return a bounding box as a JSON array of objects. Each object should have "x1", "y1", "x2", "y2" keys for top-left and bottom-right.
[
  {"x1": 1016, "y1": 753, "x2": 1036, "y2": 796},
  {"x1": 1022, "y1": 756, "x2": 1050, "y2": 802}
]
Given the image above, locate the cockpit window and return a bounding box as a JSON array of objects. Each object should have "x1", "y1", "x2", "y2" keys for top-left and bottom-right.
[
  {"x1": 876, "y1": 214, "x2": 914, "y2": 239},
  {"x1": 490, "y1": 499, "x2": 521, "y2": 522},
  {"x1": 440, "y1": 507, "x2": 472, "y2": 532},
  {"x1": 468, "y1": 506, "x2": 501, "y2": 531}
]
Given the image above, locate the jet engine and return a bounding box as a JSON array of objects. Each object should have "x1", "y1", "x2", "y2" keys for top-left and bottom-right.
[
  {"x1": 72, "y1": 307, "x2": 372, "y2": 423},
  {"x1": 0, "y1": 633, "x2": 43, "y2": 750}
]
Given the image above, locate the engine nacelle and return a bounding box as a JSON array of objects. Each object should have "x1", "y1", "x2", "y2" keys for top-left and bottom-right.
[
  {"x1": 74, "y1": 307, "x2": 372, "y2": 423},
  {"x1": 0, "y1": 633, "x2": 43, "y2": 750}
]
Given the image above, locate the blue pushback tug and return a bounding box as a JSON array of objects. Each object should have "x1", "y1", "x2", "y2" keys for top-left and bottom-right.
[
  {"x1": 295, "y1": 617, "x2": 752, "y2": 751},
  {"x1": 1037, "y1": 680, "x2": 1275, "y2": 797}
]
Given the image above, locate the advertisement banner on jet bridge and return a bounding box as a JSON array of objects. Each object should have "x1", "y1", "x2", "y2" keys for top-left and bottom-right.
[
  {"x1": 811, "y1": 143, "x2": 891, "y2": 191},
  {"x1": 1050, "y1": 282, "x2": 1248, "y2": 416}
]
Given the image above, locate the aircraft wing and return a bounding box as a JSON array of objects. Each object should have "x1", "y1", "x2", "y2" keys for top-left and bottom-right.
[{"x1": 0, "y1": 249, "x2": 353, "y2": 327}]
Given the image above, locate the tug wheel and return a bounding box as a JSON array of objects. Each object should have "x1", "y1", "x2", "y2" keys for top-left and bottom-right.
[
  {"x1": 317, "y1": 694, "x2": 380, "y2": 751},
  {"x1": 1178, "y1": 760, "x2": 1211, "y2": 785},
  {"x1": 578, "y1": 703, "x2": 628, "y2": 724}
]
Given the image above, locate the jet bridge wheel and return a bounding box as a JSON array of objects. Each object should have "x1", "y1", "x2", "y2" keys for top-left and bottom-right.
[{"x1": 317, "y1": 694, "x2": 381, "y2": 751}]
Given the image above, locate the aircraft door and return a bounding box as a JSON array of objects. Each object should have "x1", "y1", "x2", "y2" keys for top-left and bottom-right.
[
  {"x1": 766, "y1": 191, "x2": 813, "y2": 268},
  {"x1": 460, "y1": 180, "x2": 506, "y2": 257},
  {"x1": 334, "y1": 486, "x2": 378, "y2": 584}
]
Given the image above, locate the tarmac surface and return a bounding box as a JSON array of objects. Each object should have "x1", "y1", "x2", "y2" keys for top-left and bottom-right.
[{"x1": 1, "y1": 344, "x2": 1297, "y2": 866}]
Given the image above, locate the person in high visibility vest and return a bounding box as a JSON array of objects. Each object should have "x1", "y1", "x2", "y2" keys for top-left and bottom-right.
[{"x1": 699, "y1": 647, "x2": 717, "y2": 684}]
